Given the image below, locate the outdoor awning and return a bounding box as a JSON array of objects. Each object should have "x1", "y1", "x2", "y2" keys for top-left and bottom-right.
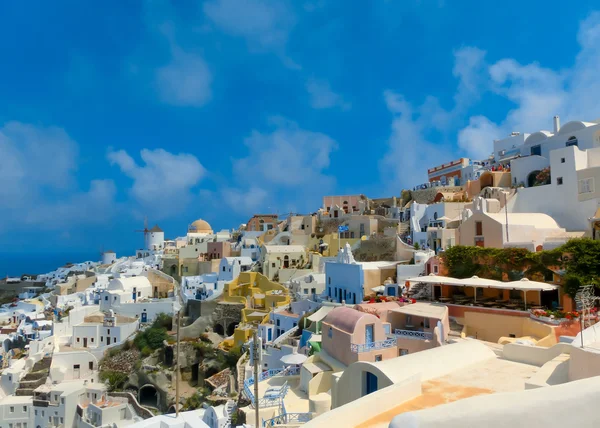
[
  {"x1": 405, "y1": 274, "x2": 465, "y2": 286},
  {"x1": 307, "y1": 306, "x2": 335, "y2": 322},
  {"x1": 405, "y1": 275, "x2": 557, "y2": 291},
  {"x1": 280, "y1": 352, "x2": 308, "y2": 365},
  {"x1": 501, "y1": 278, "x2": 559, "y2": 292}
]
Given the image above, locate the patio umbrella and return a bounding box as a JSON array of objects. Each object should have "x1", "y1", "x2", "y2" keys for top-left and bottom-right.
[{"x1": 280, "y1": 351, "x2": 307, "y2": 365}]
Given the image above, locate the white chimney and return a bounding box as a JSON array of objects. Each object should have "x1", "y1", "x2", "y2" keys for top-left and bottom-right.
[{"x1": 553, "y1": 115, "x2": 560, "y2": 133}]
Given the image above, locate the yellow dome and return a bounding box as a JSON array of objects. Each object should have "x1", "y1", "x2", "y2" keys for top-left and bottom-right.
[{"x1": 189, "y1": 219, "x2": 213, "y2": 234}]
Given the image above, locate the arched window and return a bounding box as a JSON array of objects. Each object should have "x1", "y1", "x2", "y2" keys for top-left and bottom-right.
[
  {"x1": 566, "y1": 136, "x2": 578, "y2": 147},
  {"x1": 283, "y1": 255, "x2": 289, "y2": 269}
]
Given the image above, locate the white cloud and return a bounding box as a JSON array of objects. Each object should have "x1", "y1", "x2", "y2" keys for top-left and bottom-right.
[
  {"x1": 380, "y1": 91, "x2": 454, "y2": 193},
  {"x1": 203, "y1": 0, "x2": 297, "y2": 66},
  {"x1": 224, "y1": 117, "x2": 337, "y2": 214},
  {"x1": 107, "y1": 148, "x2": 206, "y2": 219},
  {"x1": 457, "y1": 116, "x2": 500, "y2": 160},
  {"x1": 0, "y1": 122, "x2": 116, "y2": 231},
  {"x1": 306, "y1": 78, "x2": 351, "y2": 110},
  {"x1": 459, "y1": 12, "x2": 600, "y2": 150},
  {"x1": 156, "y1": 47, "x2": 212, "y2": 107},
  {"x1": 221, "y1": 186, "x2": 269, "y2": 214}
]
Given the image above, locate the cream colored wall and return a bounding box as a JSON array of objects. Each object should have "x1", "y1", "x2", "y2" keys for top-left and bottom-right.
[
  {"x1": 308, "y1": 371, "x2": 333, "y2": 396},
  {"x1": 502, "y1": 342, "x2": 572, "y2": 366},
  {"x1": 458, "y1": 212, "x2": 504, "y2": 247},
  {"x1": 463, "y1": 312, "x2": 554, "y2": 344},
  {"x1": 568, "y1": 345, "x2": 600, "y2": 381},
  {"x1": 305, "y1": 375, "x2": 422, "y2": 428}
]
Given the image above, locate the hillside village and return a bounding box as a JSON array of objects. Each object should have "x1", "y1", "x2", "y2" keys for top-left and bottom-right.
[{"x1": 2, "y1": 115, "x2": 600, "y2": 428}]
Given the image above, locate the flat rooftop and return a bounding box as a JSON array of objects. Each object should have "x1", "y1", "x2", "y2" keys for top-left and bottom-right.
[{"x1": 356, "y1": 354, "x2": 538, "y2": 428}]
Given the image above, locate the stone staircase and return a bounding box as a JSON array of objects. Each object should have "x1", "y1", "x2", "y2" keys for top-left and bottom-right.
[
  {"x1": 224, "y1": 399, "x2": 236, "y2": 428},
  {"x1": 15, "y1": 357, "x2": 51, "y2": 396},
  {"x1": 398, "y1": 221, "x2": 410, "y2": 235}
]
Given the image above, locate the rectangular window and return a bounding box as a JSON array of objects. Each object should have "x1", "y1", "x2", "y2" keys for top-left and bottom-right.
[
  {"x1": 10, "y1": 406, "x2": 14, "y2": 413},
  {"x1": 530, "y1": 145, "x2": 541, "y2": 156},
  {"x1": 271, "y1": 263, "x2": 276, "y2": 268},
  {"x1": 578, "y1": 178, "x2": 594, "y2": 194},
  {"x1": 433, "y1": 265, "x2": 439, "y2": 274},
  {"x1": 303, "y1": 289, "x2": 308, "y2": 294},
  {"x1": 104, "y1": 296, "x2": 108, "y2": 301},
  {"x1": 107, "y1": 329, "x2": 110, "y2": 334},
  {"x1": 557, "y1": 177, "x2": 563, "y2": 185},
  {"x1": 475, "y1": 237, "x2": 485, "y2": 247},
  {"x1": 350, "y1": 231, "x2": 355, "y2": 238},
  {"x1": 328, "y1": 327, "x2": 333, "y2": 338},
  {"x1": 475, "y1": 221, "x2": 483, "y2": 236},
  {"x1": 23, "y1": 406, "x2": 27, "y2": 412},
  {"x1": 424, "y1": 318, "x2": 430, "y2": 329},
  {"x1": 375, "y1": 354, "x2": 382, "y2": 362},
  {"x1": 561, "y1": 157, "x2": 565, "y2": 163},
  {"x1": 89, "y1": 361, "x2": 94, "y2": 370},
  {"x1": 400, "y1": 349, "x2": 409, "y2": 356}
]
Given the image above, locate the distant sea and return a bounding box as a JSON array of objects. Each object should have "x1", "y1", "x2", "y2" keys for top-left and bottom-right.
[{"x1": 0, "y1": 252, "x2": 101, "y2": 277}]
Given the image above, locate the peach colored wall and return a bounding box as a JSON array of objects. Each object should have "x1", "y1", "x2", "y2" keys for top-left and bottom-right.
[{"x1": 458, "y1": 211, "x2": 504, "y2": 248}]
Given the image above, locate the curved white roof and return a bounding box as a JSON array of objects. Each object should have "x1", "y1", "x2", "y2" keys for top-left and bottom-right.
[
  {"x1": 557, "y1": 120, "x2": 594, "y2": 135},
  {"x1": 107, "y1": 276, "x2": 151, "y2": 291},
  {"x1": 524, "y1": 130, "x2": 553, "y2": 146}
]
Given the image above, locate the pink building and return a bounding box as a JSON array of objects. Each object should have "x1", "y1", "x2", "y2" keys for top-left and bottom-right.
[
  {"x1": 322, "y1": 195, "x2": 362, "y2": 214},
  {"x1": 206, "y1": 241, "x2": 231, "y2": 261},
  {"x1": 321, "y1": 303, "x2": 449, "y2": 366}
]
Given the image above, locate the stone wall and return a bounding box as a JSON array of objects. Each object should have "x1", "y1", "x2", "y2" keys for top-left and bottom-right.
[
  {"x1": 109, "y1": 392, "x2": 154, "y2": 419},
  {"x1": 412, "y1": 186, "x2": 465, "y2": 204}
]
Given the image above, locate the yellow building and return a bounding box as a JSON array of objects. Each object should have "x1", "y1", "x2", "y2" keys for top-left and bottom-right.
[{"x1": 221, "y1": 272, "x2": 291, "y2": 346}]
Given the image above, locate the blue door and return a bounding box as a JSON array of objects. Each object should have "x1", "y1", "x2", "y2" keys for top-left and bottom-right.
[
  {"x1": 365, "y1": 325, "x2": 374, "y2": 344},
  {"x1": 132, "y1": 287, "x2": 137, "y2": 301},
  {"x1": 141, "y1": 312, "x2": 147, "y2": 323},
  {"x1": 365, "y1": 372, "x2": 378, "y2": 395}
]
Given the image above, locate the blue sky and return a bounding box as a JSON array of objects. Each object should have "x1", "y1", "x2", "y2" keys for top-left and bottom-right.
[{"x1": 2, "y1": 0, "x2": 600, "y2": 256}]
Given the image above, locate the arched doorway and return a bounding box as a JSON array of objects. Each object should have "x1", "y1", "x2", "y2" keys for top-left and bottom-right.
[
  {"x1": 226, "y1": 322, "x2": 237, "y2": 336},
  {"x1": 527, "y1": 170, "x2": 540, "y2": 188},
  {"x1": 139, "y1": 384, "x2": 159, "y2": 408},
  {"x1": 214, "y1": 323, "x2": 224, "y2": 335},
  {"x1": 480, "y1": 172, "x2": 494, "y2": 190}
]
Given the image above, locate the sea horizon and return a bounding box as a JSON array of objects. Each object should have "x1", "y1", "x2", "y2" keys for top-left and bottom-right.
[{"x1": 0, "y1": 251, "x2": 113, "y2": 277}]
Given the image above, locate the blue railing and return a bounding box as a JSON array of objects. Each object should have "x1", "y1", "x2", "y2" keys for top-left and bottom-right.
[
  {"x1": 243, "y1": 366, "x2": 299, "y2": 407},
  {"x1": 394, "y1": 329, "x2": 433, "y2": 340},
  {"x1": 263, "y1": 412, "x2": 313, "y2": 427},
  {"x1": 350, "y1": 337, "x2": 396, "y2": 353}
]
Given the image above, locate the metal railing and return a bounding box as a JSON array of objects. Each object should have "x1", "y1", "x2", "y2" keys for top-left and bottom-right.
[
  {"x1": 243, "y1": 366, "x2": 299, "y2": 407},
  {"x1": 350, "y1": 337, "x2": 396, "y2": 353},
  {"x1": 394, "y1": 329, "x2": 433, "y2": 340},
  {"x1": 263, "y1": 412, "x2": 313, "y2": 427}
]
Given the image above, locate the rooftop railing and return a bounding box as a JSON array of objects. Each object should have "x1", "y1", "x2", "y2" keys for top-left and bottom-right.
[
  {"x1": 350, "y1": 337, "x2": 397, "y2": 353},
  {"x1": 394, "y1": 329, "x2": 433, "y2": 340}
]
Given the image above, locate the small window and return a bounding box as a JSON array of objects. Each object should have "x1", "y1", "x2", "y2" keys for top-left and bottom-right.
[
  {"x1": 104, "y1": 296, "x2": 108, "y2": 301},
  {"x1": 107, "y1": 329, "x2": 110, "y2": 334},
  {"x1": 76, "y1": 338, "x2": 80, "y2": 343},
  {"x1": 10, "y1": 406, "x2": 14, "y2": 413},
  {"x1": 271, "y1": 263, "x2": 276, "y2": 268},
  {"x1": 303, "y1": 289, "x2": 308, "y2": 294},
  {"x1": 328, "y1": 277, "x2": 331, "y2": 285},
  {"x1": 91, "y1": 338, "x2": 94, "y2": 343},
  {"x1": 557, "y1": 177, "x2": 563, "y2": 185},
  {"x1": 400, "y1": 349, "x2": 409, "y2": 356},
  {"x1": 375, "y1": 354, "x2": 383, "y2": 362},
  {"x1": 424, "y1": 318, "x2": 430, "y2": 329},
  {"x1": 101, "y1": 336, "x2": 103, "y2": 342},
  {"x1": 89, "y1": 361, "x2": 94, "y2": 370},
  {"x1": 433, "y1": 265, "x2": 439, "y2": 274},
  {"x1": 561, "y1": 157, "x2": 565, "y2": 163},
  {"x1": 23, "y1": 406, "x2": 27, "y2": 412},
  {"x1": 328, "y1": 327, "x2": 333, "y2": 338},
  {"x1": 61, "y1": 397, "x2": 65, "y2": 404},
  {"x1": 475, "y1": 221, "x2": 483, "y2": 236},
  {"x1": 276, "y1": 319, "x2": 280, "y2": 326}
]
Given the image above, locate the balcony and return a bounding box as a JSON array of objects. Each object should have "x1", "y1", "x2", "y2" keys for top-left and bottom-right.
[
  {"x1": 350, "y1": 337, "x2": 396, "y2": 353},
  {"x1": 394, "y1": 329, "x2": 433, "y2": 340}
]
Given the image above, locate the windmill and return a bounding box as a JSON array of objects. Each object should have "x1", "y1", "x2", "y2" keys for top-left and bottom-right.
[{"x1": 135, "y1": 216, "x2": 149, "y2": 250}]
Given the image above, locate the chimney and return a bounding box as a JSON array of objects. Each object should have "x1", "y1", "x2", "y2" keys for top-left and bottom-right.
[{"x1": 553, "y1": 115, "x2": 560, "y2": 133}]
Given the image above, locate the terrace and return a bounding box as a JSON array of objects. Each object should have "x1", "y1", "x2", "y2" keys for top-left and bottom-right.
[{"x1": 406, "y1": 275, "x2": 561, "y2": 312}]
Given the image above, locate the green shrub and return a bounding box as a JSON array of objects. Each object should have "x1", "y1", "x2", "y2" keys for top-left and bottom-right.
[{"x1": 99, "y1": 370, "x2": 128, "y2": 391}]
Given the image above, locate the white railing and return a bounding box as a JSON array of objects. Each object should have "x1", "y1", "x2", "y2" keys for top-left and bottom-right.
[
  {"x1": 350, "y1": 337, "x2": 396, "y2": 353},
  {"x1": 243, "y1": 366, "x2": 299, "y2": 407},
  {"x1": 394, "y1": 329, "x2": 433, "y2": 340}
]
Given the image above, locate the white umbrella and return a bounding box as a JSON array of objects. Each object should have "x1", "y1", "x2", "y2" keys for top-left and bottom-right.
[{"x1": 280, "y1": 351, "x2": 307, "y2": 365}]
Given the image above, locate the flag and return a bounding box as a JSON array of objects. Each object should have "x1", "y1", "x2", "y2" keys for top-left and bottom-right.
[{"x1": 338, "y1": 225, "x2": 349, "y2": 233}]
